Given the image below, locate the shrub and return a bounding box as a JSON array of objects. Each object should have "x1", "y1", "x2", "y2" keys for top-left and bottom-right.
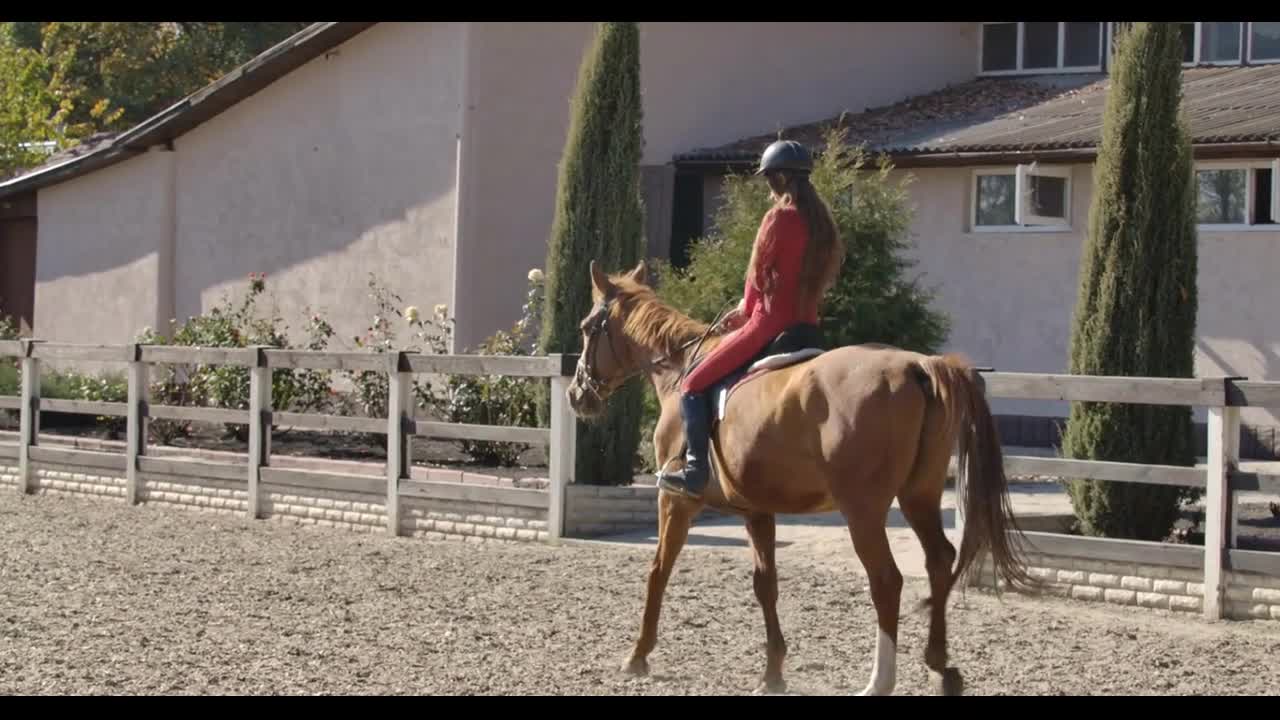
[
  {"x1": 136, "y1": 273, "x2": 336, "y2": 443},
  {"x1": 425, "y1": 272, "x2": 545, "y2": 467},
  {"x1": 339, "y1": 273, "x2": 453, "y2": 446},
  {"x1": 75, "y1": 372, "x2": 128, "y2": 439}
]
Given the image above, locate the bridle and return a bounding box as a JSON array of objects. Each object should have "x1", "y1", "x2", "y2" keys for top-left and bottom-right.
[{"x1": 573, "y1": 295, "x2": 733, "y2": 402}]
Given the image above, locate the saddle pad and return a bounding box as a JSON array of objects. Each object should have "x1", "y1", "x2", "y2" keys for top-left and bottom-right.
[{"x1": 715, "y1": 348, "x2": 824, "y2": 420}]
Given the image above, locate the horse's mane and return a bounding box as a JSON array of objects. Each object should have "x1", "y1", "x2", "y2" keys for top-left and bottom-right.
[{"x1": 609, "y1": 275, "x2": 715, "y2": 360}]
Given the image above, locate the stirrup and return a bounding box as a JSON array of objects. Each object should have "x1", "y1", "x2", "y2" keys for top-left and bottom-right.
[
  {"x1": 656, "y1": 453, "x2": 708, "y2": 499},
  {"x1": 657, "y1": 472, "x2": 705, "y2": 499}
]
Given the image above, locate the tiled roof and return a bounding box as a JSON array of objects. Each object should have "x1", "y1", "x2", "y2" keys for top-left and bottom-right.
[{"x1": 675, "y1": 64, "x2": 1280, "y2": 165}]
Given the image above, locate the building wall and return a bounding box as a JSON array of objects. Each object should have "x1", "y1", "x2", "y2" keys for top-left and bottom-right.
[
  {"x1": 636, "y1": 22, "x2": 979, "y2": 165},
  {"x1": 173, "y1": 22, "x2": 464, "y2": 351},
  {"x1": 454, "y1": 21, "x2": 979, "y2": 348},
  {"x1": 904, "y1": 164, "x2": 1280, "y2": 428},
  {"x1": 451, "y1": 22, "x2": 596, "y2": 349},
  {"x1": 34, "y1": 149, "x2": 175, "y2": 345}
]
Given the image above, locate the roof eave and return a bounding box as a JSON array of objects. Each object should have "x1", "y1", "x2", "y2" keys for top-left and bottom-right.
[{"x1": 673, "y1": 139, "x2": 1280, "y2": 173}]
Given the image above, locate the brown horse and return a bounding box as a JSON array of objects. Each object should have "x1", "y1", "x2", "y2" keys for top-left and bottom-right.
[{"x1": 564, "y1": 260, "x2": 1037, "y2": 696}]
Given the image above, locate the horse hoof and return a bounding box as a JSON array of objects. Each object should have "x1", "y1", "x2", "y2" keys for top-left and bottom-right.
[
  {"x1": 939, "y1": 667, "x2": 964, "y2": 696},
  {"x1": 622, "y1": 656, "x2": 650, "y2": 677},
  {"x1": 754, "y1": 677, "x2": 787, "y2": 695}
]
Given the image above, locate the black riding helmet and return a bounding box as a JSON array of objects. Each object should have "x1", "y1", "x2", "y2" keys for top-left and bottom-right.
[{"x1": 755, "y1": 139, "x2": 813, "y2": 176}]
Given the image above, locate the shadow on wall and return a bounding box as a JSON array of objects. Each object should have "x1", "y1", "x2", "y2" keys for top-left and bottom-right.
[{"x1": 34, "y1": 23, "x2": 466, "y2": 348}]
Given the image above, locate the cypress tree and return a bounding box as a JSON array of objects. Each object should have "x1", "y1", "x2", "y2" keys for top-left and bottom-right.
[
  {"x1": 538, "y1": 22, "x2": 646, "y2": 485},
  {"x1": 1061, "y1": 22, "x2": 1200, "y2": 540}
]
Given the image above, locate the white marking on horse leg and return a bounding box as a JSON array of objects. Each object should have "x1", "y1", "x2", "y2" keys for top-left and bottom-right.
[{"x1": 856, "y1": 628, "x2": 897, "y2": 696}]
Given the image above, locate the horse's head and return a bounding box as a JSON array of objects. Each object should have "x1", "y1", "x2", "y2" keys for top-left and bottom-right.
[{"x1": 565, "y1": 259, "x2": 650, "y2": 420}]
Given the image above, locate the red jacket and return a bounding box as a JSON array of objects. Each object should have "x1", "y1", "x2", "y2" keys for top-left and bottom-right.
[
  {"x1": 682, "y1": 204, "x2": 816, "y2": 394},
  {"x1": 742, "y1": 205, "x2": 817, "y2": 329}
]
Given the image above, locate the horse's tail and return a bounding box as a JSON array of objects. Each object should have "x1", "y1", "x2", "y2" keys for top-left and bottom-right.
[{"x1": 915, "y1": 353, "x2": 1040, "y2": 596}]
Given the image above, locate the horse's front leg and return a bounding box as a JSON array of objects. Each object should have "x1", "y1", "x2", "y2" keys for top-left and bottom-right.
[{"x1": 624, "y1": 490, "x2": 698, "y2": 676}]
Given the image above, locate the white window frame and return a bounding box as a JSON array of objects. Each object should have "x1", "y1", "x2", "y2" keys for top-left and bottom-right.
[
  {"x1": 1194, "y1": 159, "x2": 1280, "y2": 231},
  {"x1": 1108, "y1": 22, "x2": 1245, "y2": 67},
  {"x1": 1247, "y1": 22, "x2": 1280, "y2": 64},
  {"x1": 978, "y1": 22, "x2": 1105, "y2": 76},
  {"x1": 970, "y1": 165, "x2": 1074, "y2": 233}
]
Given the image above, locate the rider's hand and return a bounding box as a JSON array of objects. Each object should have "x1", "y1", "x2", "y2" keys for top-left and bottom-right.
[{"x1": 717, "y1": 308, "x2": 746, "y2": 333}]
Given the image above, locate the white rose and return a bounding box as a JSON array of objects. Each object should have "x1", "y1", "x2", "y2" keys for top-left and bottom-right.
[
  {"x1": 404, "y1": 306, "x2": 420, "y2": 323},
  {"x1": 528, "y1": 268, "x2": 545, "y2": 283}
]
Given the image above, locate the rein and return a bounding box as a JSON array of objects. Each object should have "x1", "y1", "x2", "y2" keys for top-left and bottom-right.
[{"x1": 574, "y1": 297, "x2": 735, "y2": 401}]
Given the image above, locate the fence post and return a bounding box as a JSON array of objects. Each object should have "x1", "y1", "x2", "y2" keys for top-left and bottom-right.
[
  {"x1": 386, "y1": 351, "x2": 411, "y2": 536},
  {"x1": 125, "y1": 343, "x2": 148, "y2": 505},
  {"x1": 1204, "y1": 395, "x2": 1240, "y2": 621},
  {"x1": 247, "y1": 346, "x2": 271, "y2": 519},
  {"x1": 1227, "y1": 406, "x2": 1242, "y2": 550},
  {"x1": 17, "y1": 339, "x2": 41, "y2": 495},
  {"x1": 547, "y1": 356, "x2": 577, "y2": 543}
]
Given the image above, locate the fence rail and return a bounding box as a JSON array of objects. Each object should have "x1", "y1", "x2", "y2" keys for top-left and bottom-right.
[
  {"x1": 1, "y1": 340, "x2": 578, "y2": 540},
  {"x1": 972, "y1": 369, "x2": 1280, "y2": 619},
  {"x1": 6, "y1": 340, "x2": 1277, "y2": 618}
]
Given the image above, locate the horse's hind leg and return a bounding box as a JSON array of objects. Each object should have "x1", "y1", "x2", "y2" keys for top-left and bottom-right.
[
  {"x1": 624, "y1": 491, "x2": 698, "y2": 677},
  {"x1": 898, "y1": 488, "x2": 964, "y2": 696},
  {"x1": 744, "y1": 512, "x2": 787, "y2": 694},
  {"x1": 844, "y1": 503, "x2": 903, "y2": 696}
]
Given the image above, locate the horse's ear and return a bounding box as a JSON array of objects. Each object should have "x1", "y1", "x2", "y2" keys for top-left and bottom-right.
[
  {"x1": 589, "y1": 260, "x2": 611, "y2": 297},
  {"x1": 628, "y1": 260, "x2": 648, "y2": 286}
]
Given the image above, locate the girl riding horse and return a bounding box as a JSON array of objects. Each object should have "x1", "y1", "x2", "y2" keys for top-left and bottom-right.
[{"x1": 659, "y1": 139, "x2": 845, "y2": 500}]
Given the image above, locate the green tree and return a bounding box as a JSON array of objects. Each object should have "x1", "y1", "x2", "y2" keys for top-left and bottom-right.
[
  {"x1": 538, "y1": 22, "x2": 646, "y2": 485},
  {"x1": 0, "y1": 28, "x2": 120, "y2": 178},
  {"x1": 655, "y1": 126, "x2": 949, "y2": 354},
  {"x1": 1060, "y1": 22, "x2": 1200, "y2": 541},
  {"x1": 0, "y1": 22, "x2": 311, "y2": 178}
]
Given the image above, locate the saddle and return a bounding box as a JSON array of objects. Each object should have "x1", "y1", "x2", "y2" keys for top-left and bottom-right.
[
  {"x1": 662, "y1": 325, "x2": 825, "y2": 491},
  {"x1": 709, "y1": 323, "x2": 825, "y2": 422}
]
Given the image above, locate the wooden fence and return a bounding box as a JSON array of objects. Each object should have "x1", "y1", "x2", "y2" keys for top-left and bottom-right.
[
  {"x1": 0, "y1": 339, "x2": 579, "y2": 540},
  {"x1": 4, "y1": 338, "x2": 1279, "y2": 618},
  {"x1": 968, "y1": 370, "x2": 1280, "y2": 619}
]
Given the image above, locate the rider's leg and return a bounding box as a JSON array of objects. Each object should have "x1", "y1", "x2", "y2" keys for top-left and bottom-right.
[{"x1": 658, "y1": 320, "x2": 778, "y2": 499}]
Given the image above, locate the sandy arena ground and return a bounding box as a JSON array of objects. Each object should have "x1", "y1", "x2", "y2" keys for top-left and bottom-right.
[{"x1": 2, "y1": 491, "x2": 1279, "y2": 696}]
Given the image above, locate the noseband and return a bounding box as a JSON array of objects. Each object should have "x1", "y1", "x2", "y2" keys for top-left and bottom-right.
[{"x1": 573, "y1": 298, "x2": 631, "y2": 400}]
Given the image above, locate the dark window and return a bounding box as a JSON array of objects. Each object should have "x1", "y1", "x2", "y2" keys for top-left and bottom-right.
[
  {"x1": 1201, "y1": 21, "x2": 1241, "y2": 62},
  {"x1": 1023, "y1": 22, "x2": 1059, "y2": 68},
  {"x1": 1251, "y1": 22, "x2": 1280, "y2": 61},
  {"x1": 1064, "y1": 22, "x2": 1102, "y2": 67},
  {"x1": 1196, "y1": 169, "x2": 1248, "y2": 224},
  {"x1": 1029, "y1": 176, "x2": 1067, "y2": 219},
  {"x1": 669, "y1": 173, "x2": 705, "y2": 269},
  {"x1": 1180, "y1": 23, "x2": 1195, "y2": 63},
  {"x1": 1254, "y1": 169, "x2": 1274, "y2": 225},
  {"x1": 982, "y1": 23, "x2": 1018, "y2": 71},
  {"x1": 975, "y1": 174, "x2": 1016, "y2": 226}
]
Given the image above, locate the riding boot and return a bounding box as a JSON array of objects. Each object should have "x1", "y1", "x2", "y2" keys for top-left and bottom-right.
[{"x1": 657, "y1": 391, "x2": 712, "y2": 499}]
